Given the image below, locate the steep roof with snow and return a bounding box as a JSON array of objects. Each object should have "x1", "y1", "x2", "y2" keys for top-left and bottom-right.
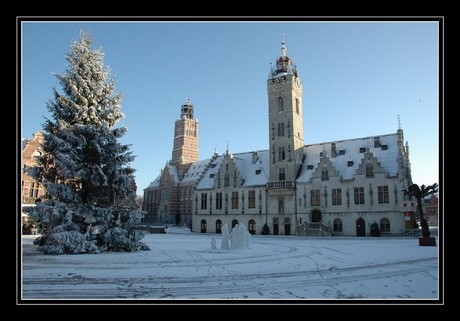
[
  {"x1": 181, "y1": 159, "x2": 212, "y2": 183},
  {"x1": 233, "y1": 150, "x2": 270, "y2": 186},
  {"x1": 194, "y1": 157, "x2": 223, "y2": 189},
  {"x1": 297, "y1": 133, "x2": 400, "y2": 182},
  {"x1": 145, "y1": 175, "x2": 161, "y2": 190},
  {"x1": 196, "y1": 150, "x2": 270, "y2": 190},
  {"x1": 146, "y1": 133, "x2": 401, "y2": 191},
  {"x1": 144, "y1": 159, "x2": 212, "y2": 190}
]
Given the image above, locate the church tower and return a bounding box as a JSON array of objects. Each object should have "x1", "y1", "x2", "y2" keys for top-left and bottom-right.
[
  {"x1": 171, "y1": 97, "x2": 199, "y2": 167},
  {"x1": 267, "y1": 35, "x2": 304, "y2": 182}
]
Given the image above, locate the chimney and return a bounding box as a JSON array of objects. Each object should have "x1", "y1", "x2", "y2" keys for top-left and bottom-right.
[
  {"x1": 252, "y1": 151, "x2": 258, "y2": 164},
  {"x1": 331, "y1": 143, "x2": 337, "y2": 158}
]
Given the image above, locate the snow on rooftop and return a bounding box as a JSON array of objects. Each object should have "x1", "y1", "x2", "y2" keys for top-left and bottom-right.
[
  {"x1": 145, "y1": 175, "x2": 161, "y2": 190},
  {"x1": 195, "y1": 157, "x2": 223, "y2": 189},
  {"x1": 181, "y1": 159, "x2": 211, "y2": 183},
  {"x1": 196, "y1": 151, "x2": 269, "y2": 190},
  {"x1": 233, "y1": 150, "x2": 269, "y2": 187},
  {"x1": 147, "y1": 133, "x2": 400, "y2": 190},
  {"x1": 297, "y1": 133, "x2": 399, "y2": 182}
]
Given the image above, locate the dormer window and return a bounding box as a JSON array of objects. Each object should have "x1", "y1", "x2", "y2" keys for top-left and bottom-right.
[
  {"x1": 359, "y1": 147, "x2": 366, "y2": 153},
  {"x1": 255, "y1": 169, "x2": 261, "y2": 175},
  {"x1": 381, "y1": 144, "x2": 388, "y2": 150}
]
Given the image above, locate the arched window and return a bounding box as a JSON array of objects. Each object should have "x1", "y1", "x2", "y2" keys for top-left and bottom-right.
[
  {"x1": 295, "y1": 98, "x2": 300, "y2": 114},
  {"x1": 380, "y1": 217, "x2": 390, "y2": 233},
  {"x1": 333, "y1": 218, "x2": 343, "y2": 232},
  {"x1": 284, "y1": 217, "x2": 291, "y2": 236},
  {"x1": 232, "y1": 219, "x2": 239, "y2": 229},
  {"x1": 216, "y1": 219, "x2": 222, "y2": 234},
  {"x1": 248, "y1": 219, "x2": 256, "y2": 235},
  {"x1": 200, "y1": 219, "x2": 207, "y2": 233},
  {"x1": 278, "y1": 97, "x2": 284, "y2": 111},
  {"x1": 273, "y1": 217, "x2": 279, "y2": 235}
]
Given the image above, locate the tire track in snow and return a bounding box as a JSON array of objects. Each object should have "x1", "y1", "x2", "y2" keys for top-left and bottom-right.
[{"x1": 22, "y1": 257, "x2": 437, "y2": 299}]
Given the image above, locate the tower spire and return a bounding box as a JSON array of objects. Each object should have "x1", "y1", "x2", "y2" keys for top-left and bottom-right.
[{"x1": 281, "y1": 33, "x2": 287, "y2": 57}]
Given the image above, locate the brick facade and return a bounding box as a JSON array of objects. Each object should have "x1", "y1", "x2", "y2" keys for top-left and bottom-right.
[{"x1": 22, "y1": 131, "x2": 45, "y2": 204}]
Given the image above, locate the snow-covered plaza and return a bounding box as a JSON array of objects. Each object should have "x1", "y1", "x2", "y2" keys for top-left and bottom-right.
[{"x1": 21, "y1": 228, "x2": 439, "y2": 300}]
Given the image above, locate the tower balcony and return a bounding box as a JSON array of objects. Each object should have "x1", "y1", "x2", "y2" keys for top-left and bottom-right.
[
  {"x1": 267, "y1": 180, "x2": 295, "y2": 189},
  {"x1": 267, "y1": 180, "x2": 295, "y2": 197}
]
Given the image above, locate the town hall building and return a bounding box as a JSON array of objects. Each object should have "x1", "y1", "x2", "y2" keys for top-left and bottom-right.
[{"x1": 143, "y1": 37, "x2": 413, "y2": 236}]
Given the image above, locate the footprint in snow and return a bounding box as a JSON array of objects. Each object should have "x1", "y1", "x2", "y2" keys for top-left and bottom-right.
[
  {"x1": 258, "y1": 291, "x2": 264, "y2": 296},
  {"x1": 384, "y1": 285, "x2": 388, "y2": 288}
]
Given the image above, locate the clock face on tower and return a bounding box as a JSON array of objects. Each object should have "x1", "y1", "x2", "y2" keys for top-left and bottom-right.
[
  {"x1": 295, "y1": 78, "x2": 302, "y2": 89},
  {"x1": 272, "y1": 77, "x2": 286, "y2": 89}
]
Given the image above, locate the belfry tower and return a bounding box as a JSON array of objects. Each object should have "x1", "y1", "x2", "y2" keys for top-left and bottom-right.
[
  {"x1": 171, "y1": 97, "x2": 199, "y2": 167},
  {"x1": 267, "y1": 35, "x2": 304, "y2": 183}
]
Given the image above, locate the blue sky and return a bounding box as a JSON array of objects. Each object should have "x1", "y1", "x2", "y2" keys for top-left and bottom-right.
[{"x1": 21, "y1": 21, "x2": 440, "y2": 195}]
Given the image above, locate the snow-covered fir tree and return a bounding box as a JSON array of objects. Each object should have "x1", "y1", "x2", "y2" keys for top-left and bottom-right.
[{"x1": 25, "y1": 32, "x2": 149, "y2": 254}]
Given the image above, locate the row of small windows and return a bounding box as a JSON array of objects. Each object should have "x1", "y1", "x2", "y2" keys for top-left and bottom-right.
[
  {"x1": 332, "y1": 218, "x2": 390, "y2": 233},
  {"x1": 307, "y1": 164, "x2": 375, "y2": 177},
  {"x1": 200, "y1": 185, "x2": 390, "y2": 211},
  {"x1": 214, "y1": 166, "x2": 263, "y2": 188},
  {"x1": 303, "y1": 186, "x2": 390, "y2": 207},
  {"x1": 201, "y1": 190, "x2": 258, "y2": 210}
]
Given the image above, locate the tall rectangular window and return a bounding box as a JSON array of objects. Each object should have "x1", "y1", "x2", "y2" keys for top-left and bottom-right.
[
  {"x1": 311, "y1": 189, "x2": 320, "y2": 206},
  {"x1": 216, "y1": 192, "x2": 223, "y2": 209},
  {"x1": 354, "y1": 187, "x2": 365, "y2": 205},
  {"x1": 231, "y1": 191, "x2": 239, "y2": 209},
  {"x1": 28, "y1": 182, "x2": 40, "y2": 199},
  {"x1": 366, "y1": 164, "x2": 374, "y2": 178},
  {"x1": 332, "y1": 188, "x2": 342, "y2": 205},
  {"x1": 277, "y1": 123, "x2": 285, "y2": 137},
  {"x1": 201, "y1": 193, "x2": 207, "y2": 210},
  {"x1": 248, "y1": 190, "x2": 256, "y2": 209},
  {"x1": 279, "y1": 168, "x2": 286, "y2": 181},
  {"x1": 224, "y1": 173, "x2": 230, "y2": 187},
  {"x1": 378, "y1": 186, "x2": 389, "y2": 204},
  {"x1": 278, "y1": 147, "x2": 285, "y2": 161}
]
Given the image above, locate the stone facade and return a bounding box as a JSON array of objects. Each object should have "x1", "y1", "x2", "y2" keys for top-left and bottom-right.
[
  {"x1": 191, "y1": 38, "x2": 412, "y2": 236},
  {"x1": 146, "y1": 38, "x2": 414, "y2": 236}
]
